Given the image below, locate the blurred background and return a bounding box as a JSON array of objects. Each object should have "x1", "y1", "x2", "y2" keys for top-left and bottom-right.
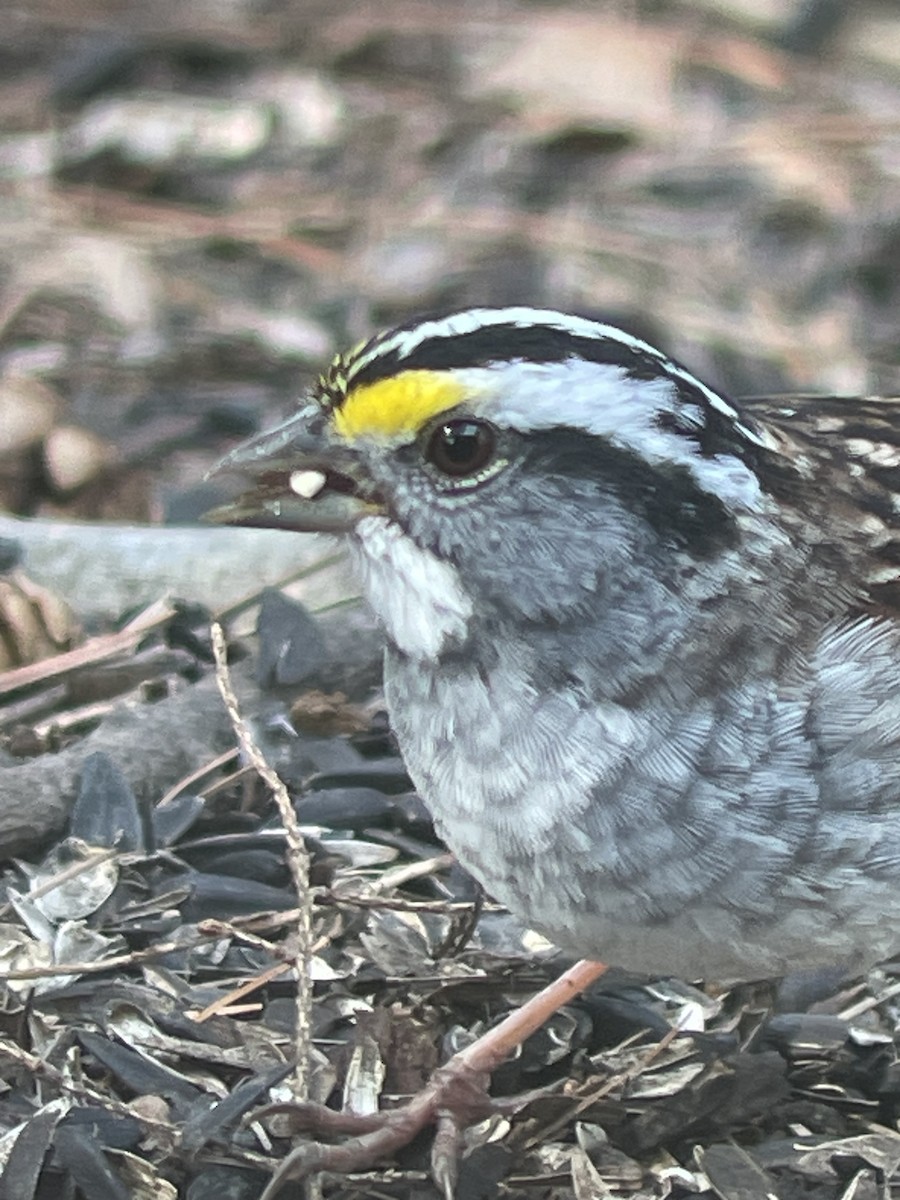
[{"x1": 0, "y1": 0, "x2": 897, "y2": 528}]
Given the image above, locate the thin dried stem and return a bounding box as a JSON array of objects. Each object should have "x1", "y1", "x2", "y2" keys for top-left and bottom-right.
[{"x1": 211, "y1": 621, "x2": 313, "y2": 1101}]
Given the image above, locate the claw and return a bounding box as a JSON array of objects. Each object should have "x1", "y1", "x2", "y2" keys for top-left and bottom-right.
[{"x1": 254, "y1": 960, "x2": 608, "y2": 1199}]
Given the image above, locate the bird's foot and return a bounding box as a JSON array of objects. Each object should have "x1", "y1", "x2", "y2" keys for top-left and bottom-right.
[{"x1": 253, "y1": 959, "x2": 608, "y2": 1199}]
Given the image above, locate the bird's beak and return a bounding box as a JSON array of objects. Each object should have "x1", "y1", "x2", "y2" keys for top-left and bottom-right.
[{"x1": 205, "y1": 405, "x2": 384, "y2": 535}]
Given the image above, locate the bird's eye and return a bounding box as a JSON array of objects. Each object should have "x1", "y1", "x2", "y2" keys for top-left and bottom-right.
[{"x1": 426, "y1": 419, "x2": 497, "y2": 479}]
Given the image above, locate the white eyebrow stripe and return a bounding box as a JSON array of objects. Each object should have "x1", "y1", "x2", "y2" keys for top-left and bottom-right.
[
  {"x1": 452, "y1": 359, "x2": 765, "y2": 511},
  {"x1": 347, "y1": 307, "x2": 768, "y2": 450}
]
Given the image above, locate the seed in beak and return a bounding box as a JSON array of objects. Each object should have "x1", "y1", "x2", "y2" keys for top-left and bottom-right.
[{"x1": 289, "y1": 469, "x2": 327, "y2": 500}]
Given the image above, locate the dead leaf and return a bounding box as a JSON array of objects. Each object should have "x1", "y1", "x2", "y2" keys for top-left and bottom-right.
[{"x1": 467, "y1": 13, "x2": 682, "y2": 136}]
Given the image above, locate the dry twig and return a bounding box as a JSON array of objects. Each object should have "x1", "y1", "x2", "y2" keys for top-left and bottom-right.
[{"x1": 210, "y1": 621, "x2": 313, "y2": 1102}]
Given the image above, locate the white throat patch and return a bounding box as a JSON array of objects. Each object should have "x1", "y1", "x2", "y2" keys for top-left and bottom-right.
[{"x1": 351, "y1": 515, "x2": 474, "y2": 660}]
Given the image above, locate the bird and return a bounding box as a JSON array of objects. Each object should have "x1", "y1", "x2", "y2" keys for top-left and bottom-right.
[{"x1": 212, "y1": 305, "x2": 900, "y2": 1191}]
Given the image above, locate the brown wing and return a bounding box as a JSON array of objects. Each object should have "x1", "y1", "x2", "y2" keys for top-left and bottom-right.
[{"x1": 742, "y1": 394, "x2": 900, "y2": 614}]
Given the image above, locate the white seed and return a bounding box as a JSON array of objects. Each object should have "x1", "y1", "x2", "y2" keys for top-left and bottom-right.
[{"x1": 289, "y1": 468, "x2": 326, "y2": 500}]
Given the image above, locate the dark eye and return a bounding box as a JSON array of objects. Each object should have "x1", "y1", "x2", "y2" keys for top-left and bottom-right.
[{"x1": 426, "y1": 419, "x2": 497, "y2": 478}]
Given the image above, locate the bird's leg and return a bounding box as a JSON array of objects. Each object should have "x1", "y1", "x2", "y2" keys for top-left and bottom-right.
[{"x1": 255, "y1": 958, "x2": 608, "y2": 1200}]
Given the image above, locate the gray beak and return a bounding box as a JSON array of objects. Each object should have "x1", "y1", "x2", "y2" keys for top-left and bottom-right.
[{"x1": 205, "y1": 404, "x2": 384, "y2": 535}]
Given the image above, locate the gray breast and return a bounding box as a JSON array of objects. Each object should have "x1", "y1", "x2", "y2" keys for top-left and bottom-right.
[{"x1": 384, "y1": 633, "x2": 900, "y2": 982}]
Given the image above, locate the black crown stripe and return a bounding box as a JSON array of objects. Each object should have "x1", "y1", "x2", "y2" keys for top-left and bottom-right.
[
  {"x1": 348, "y1": 323, "x2": 668, "y2": 389},
  {"x1": 324, "y1": 314, "x2": 768, "y2": 474}
]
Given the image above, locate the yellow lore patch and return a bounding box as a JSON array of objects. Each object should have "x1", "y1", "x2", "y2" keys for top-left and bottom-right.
[{"x1": 332, "y1": 370, "x2": 466, "y2": 442}]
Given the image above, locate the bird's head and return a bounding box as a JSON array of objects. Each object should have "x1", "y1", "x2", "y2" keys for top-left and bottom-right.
[{"x1": 212, "y1": 307, "x2": 782, "y2": 663}]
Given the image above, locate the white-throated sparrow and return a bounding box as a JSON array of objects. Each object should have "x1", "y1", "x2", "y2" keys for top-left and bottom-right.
[{"x1": 213, "y1": 306, "x2": 900, "y2": 1192}]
